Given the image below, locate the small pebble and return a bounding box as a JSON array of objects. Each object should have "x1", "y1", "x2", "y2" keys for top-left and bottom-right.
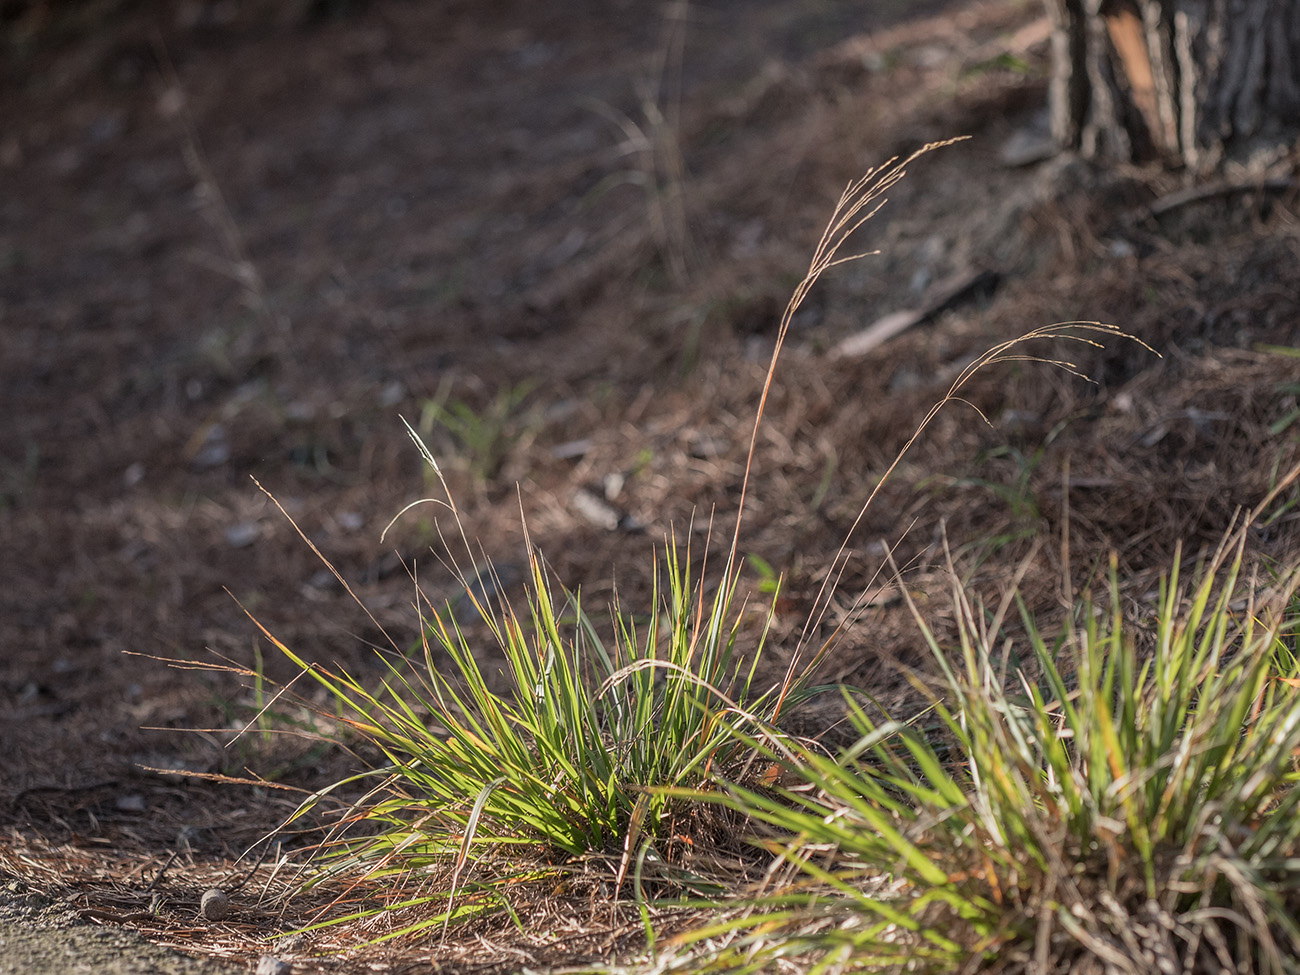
[
  {"x1": 200, "y1": 887, "x2": 230, "y2": 921},
  {"x1": 256, "y1": 955, "x2": 293, "y2": 975},
  {"x1": 273, "y1": 932, "x2": 309, "y2": 953},
  {"x1": 114, "y1": 794, "x2": 146, "y2": 813},
  {"x1": 225, "y1": 522, "x2": 261, "y2": 548}
]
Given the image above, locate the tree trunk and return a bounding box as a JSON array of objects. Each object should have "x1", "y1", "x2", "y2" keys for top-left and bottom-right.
[{"x1": 1046, "y1": 0, "x2": 1300, "y2": 170}]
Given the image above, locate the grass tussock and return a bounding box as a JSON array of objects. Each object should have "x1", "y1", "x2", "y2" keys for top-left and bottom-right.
[
  {"x1": 242, "y1": 420, "x2": 803, "y2": 943},
  {"x1": 227, "y1": 144, "x2": 1300, "y2": 973},
  {"x1": 662, "y1": 496, "x2": 1300, "y2": 974}
]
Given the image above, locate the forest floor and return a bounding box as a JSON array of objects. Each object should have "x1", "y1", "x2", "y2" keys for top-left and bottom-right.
[{"x1": 2, "y1": 0, "x2": 1299, "y2": 971}]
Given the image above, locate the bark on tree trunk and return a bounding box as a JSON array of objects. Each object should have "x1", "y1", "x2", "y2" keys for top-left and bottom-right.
[{"x1": 1047, "y1": 0, "x2": 1300, "y2": 170}]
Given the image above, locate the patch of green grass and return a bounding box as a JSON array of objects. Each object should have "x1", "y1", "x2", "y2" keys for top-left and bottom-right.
[
  {"x1": 961, "y1": 51, "x2": 1035, "y2": 80},
  {"x1": 931, "y1": 442, "x2": 1048, "y2": 564},
  {"x1": 666, "y1": 492, "x2": 1300, "y2": 974},
  {"x1": 582, "y1": 2, "x2": 696, "y2": 290},
  {"x1": 1268, "y1": 381, "x2": 1300, "y2": 436},
  {"x1": 285, "y1": 539, "x2": 776, "y2": 857},
  {"x1": 416, "y1": 380, "x2": 538, "y2": 486},
  {"x1": 745, "y1": 554, "x2": 782, "y2": 595},
  {"x1": 245, "y1": 427, "x2": 792, "y2": 940}
]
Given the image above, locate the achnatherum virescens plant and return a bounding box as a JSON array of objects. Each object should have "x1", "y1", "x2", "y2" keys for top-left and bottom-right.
[{"x1": 664, "y1": 472, "x2": 1300, "y2": 975}]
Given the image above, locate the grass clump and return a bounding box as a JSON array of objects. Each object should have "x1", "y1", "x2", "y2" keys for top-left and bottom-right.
[
  {"x1": 251, "y1": 448, "x2": 788, "y2": 938},
  {"x1": 673, "y1": 493, "x2": 1300, "y2": 975}
]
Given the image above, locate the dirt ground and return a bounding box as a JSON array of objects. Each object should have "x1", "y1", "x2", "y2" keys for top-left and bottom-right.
[{"x1": 2, "y1": 0, "x2": 1299, "y2": 971}]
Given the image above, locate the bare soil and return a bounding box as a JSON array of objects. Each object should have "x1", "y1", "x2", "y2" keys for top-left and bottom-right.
[{"x1": 2, "y1": 0, "x2": 1299, "y2": 971}]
